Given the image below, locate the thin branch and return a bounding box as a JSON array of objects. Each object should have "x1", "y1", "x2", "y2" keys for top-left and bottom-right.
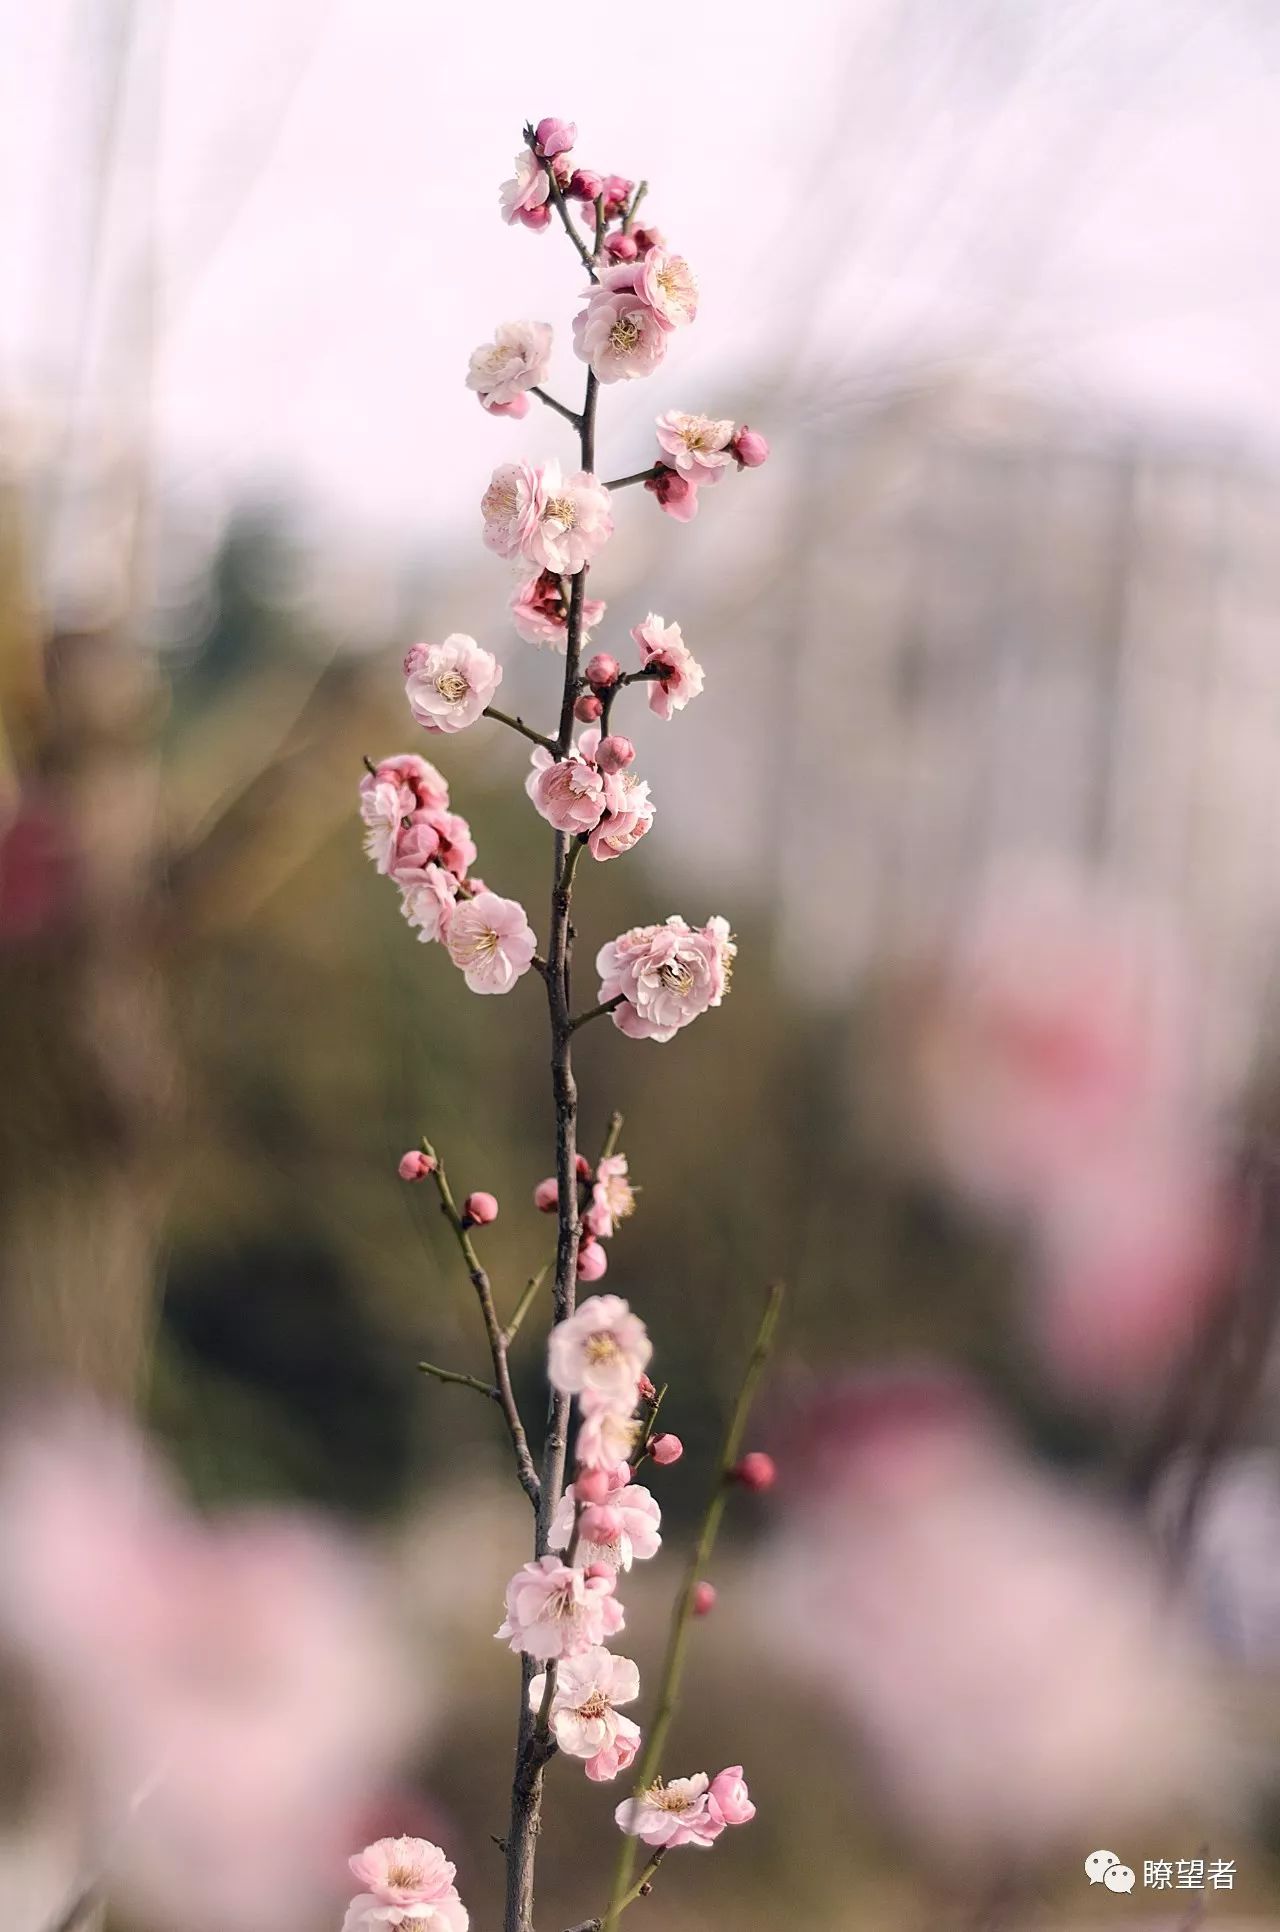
[
  {"x1": 485, "y1": 706, "x2": 560, "y2": 756},
  {"x1": 602, "y1": 466, "x2": 661, "y2": 491},
  {"x1": 418, "y1": 1360, "x2": 499, "y2": 1400},
  {"x1": 531, "y1": 385, "x2": 582, "y2": 428},
  {"x1": 570, "y1": 993, "x2": 624, "y2": 1032},
  {"x1": 421, "y1": 1139, "x2": 540, "y2": 1510},
  {"x1": 592, "y1": 193, "x2": 606, "y2": 260},
  {"x1": 598, "y1": 1109, "x2": 624, "y2": 1163},
  {"x1": 622, "y1": 180, "x2": 649, "y2": 234},
  {"x1": 601, "y1": 1285, "x2": 786, "y2": 1932},
  {"x1": 503, "y1": 1263, "x2": 550, "y2": 1347},
  {"x1": 524, "y1": 126, "x2": 598, "y2": 279},
  {"x1": 565, "y1": 1851, "x2": 666, "y2": 1932}
]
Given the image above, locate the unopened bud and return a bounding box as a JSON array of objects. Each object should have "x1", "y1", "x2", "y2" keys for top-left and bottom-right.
[
  {"x1": 462, "y1": 1190, "x2": 499, "y2": 1227},
  {"x1": 533, "y1": 1177, "x2": 558, "y2": 1213},
  {"x1": 649, "y1": 1432, "x2": 683, "y2": 1465},
  {"x1": 692, "y1": 1581, "x2": 717, "y2": 1617},
  {"x1": 574, "y1": 1468, "x2": 611, "y2": 1505},
  {"x1": 732, "y1": 425, "x2": 769, "y2": 468},
  {"x1": 606, "y1": 232, "x2": 638, "y2": 262},
  {"x1": 576, "y1": 1238, "x2": 608, "y2": 1280},
  {"x1": 574, "y1": 693, "x2": 603, "y2": 722},
  {"x1": 568, "y1": 167, "x2": 604, "y2": 203},
  {"x1": 596, "y1": 734, "x2": 635, "y2": 774},
  {"x1": 730, "y1": 1451, "x2": 776, "y2": 1492},
  {"x1": 398, "y1": 1150, "x2": 436, "y2": 1182},
  {"x1": 534, "y1": 117, "x2": 576, "y2": 158},
  {"x1": 585, "y1": 652, "x2": 620, "y2": 689}
]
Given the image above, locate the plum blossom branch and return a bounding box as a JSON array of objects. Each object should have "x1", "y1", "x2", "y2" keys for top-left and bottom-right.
[
  {"x1": 565, "y1": 1850, "x2": 666, "y2": 1932},
  {"x1": 484, "y1": 706, "x2": 560, "y2": 756},
  {"x1": 503, "y1": 1261, "x2": 550, "y2": 1348},
  {"x1": 417, "y1": 1360, "x2": 499, "y2": 1400},
  {"x1": 525, "y1": 123, "x2": 598, "y2": 280},
  {"x1": 601, "y1": 466, "x2": 662, "y2": 491},
  {"x1": 421, "y1": 1139, "x2": 540, "y2": 1510},
  {"x1": 570, "y1": 994, "x2": 625, "y2": 1033},
  {"x1": 530, "y1": 385, "x2": 583, "y2": 428},
  {"x1": 600, "y1": 1283, "x2": 785, "y2": 1932}
]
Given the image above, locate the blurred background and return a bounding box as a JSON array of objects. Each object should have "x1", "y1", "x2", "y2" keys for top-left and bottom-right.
[{"x1": 6, "y1": 1, "x2": 1280, "y2": 1926}]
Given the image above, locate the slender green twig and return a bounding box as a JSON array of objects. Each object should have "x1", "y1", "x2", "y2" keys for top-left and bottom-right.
[
  {"x1": 601, "y1": 1284, "x2": 786, "y2": 1932},
  {"x1": 484, "y1": 706, "x2": 560, "y2": 756},
  {"x1": 418, "y1": 1361, "x2": 499, "y2": 1400},
  {"x1": 565, "y1": 1851, "x2": 666, "y2": 1932},
  {"x1": 421, "y1": 1140, "x2": 540, "y2": 1509},
  {"x1": 622, "y1": 180, "x2": 649, "y2": 235},
  {"x1": 503, "y1": 1263, "x2": 549, "y2": 1347}
]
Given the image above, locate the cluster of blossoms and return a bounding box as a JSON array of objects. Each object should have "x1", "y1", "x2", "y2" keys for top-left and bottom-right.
[
  {"x1": 535, "y1": 1148, "x2": 637, "y2": 1281},
  {"x1": 495, "y1": 1295, "x2": 753, "y2": 1846},
  {"x1": 342, "y1": 1837, "x2": 468, "y2": 1932}
]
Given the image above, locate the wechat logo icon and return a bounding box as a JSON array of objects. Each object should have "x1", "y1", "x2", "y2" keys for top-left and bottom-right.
[{"x1": 1084, "y1": 1850, "x2": 1135, "y2": 1893}]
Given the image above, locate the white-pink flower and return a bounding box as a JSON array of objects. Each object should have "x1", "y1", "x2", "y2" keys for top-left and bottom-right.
[
  {"x1": 615, "y1": 1775, "x2": 724, "y2": 1848},
  {"x1": 359, "y1": 756, "x2": 451, "y2": 873},
  {"x1": 636, "y1": 249, "x2": 699, "y2": 329},
  {"x1": 526, "y1": 745, "x2": 607, "y2": 835},
  {"x1": 466, "y1": 320, "x2": 552, "y2": 411},
  {"x1": 586, "y1": 1153, "x2": 636, "y2": 1239},
  {"x1": 576, "y1": 1404, "x2": 640, "y2": 1471},
  {"x1": 631, "y1": 614, "x2": 705, "y2": 720},
  {"x1": 499, "y1": 148, "x2": 550, "y2": 225},
  {"x1": 596, "y1": 916, "x2": 735, "y2": 1042},
  {"x1": 511, "y1": 571, "x2": 606, "y2": 651},
  {"x1": 445, "y1": 890, "x2": 537, "y2": 995},
  {"x1": 345, "y1": 1837, "x2": 465, "y2": 1931},
  {"x1": 655, "y1": 411, "x2": 734, "y2": 484},
  {"x1": 572, "y1": 287, "x2": 671, "y2": 383},
  {"x1": 482, "y1": 460, "x2": 612, "y2": 574},
  {"x1": 548, "y1": 1293, "x2": 652, "y2": 1403},
  {"x1": 588, "y1": 772, "x2": 655, "y2": 862},
  {"x1": 528, "y1": 1646, "x2": 642, "y2": 1782},
  {"x1": 405, "y1": 636, "x2": 502, "y2": 734},
  {"x1": 399, "y1": 867, "x2": 458, "y2": 945},
  {"x1": 549, "y1": 1480, "x2": 661, "y2": 1570},
  {"x1": 495, "y1": 1555, "x2": 624, "y2": 1660}
]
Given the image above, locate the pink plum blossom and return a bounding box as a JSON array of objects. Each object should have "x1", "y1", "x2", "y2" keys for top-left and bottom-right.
[
  {"x1": 399, "y1": 867, "x2": 458, "y2": 945},
  {"x1": 500, "y1": 148, "x2": 550, "y2": 226},
  {"x1": 615, "y1": 1775, "x2": 724, "y2": 1849},
  {"x1": 0, "y1": 1408, "x2": 420, "y2": 1932},
  {"x1": 549, "y1": 1479, "x2": 661, "y2": 1570},
  {"x1": 405, "y1": 636, "x2": 502, "y2": 734},
  {"x1": 358, "y1": 756, "x2": 450, "y2": 872},
  {"x1": 601, "y1": 175, "x2": 634, "y2": 219},
  {"x1": 398, "y1": 1151, "x2": 435, "y2": 1182},
  {"x1": 342, "y1": 1836, "x2": 469, "y2": 1931},
  {"x1": 692, "y1": 1581, "x2": 717, "y2": 1617},
  {"x1": 525, "y1": 746, "x2": 607, "y2": 835},
  {"x1": 636, "y1": 249, "x2": 699, "y2": 328},
  {"x1": 596, "y1": 916, "x2": 735, "y2": 1042},
  {"x1": 732, "y1": 425, "x2": 769, "y2": 467},
  {"x1": 547, "y1": 1293, "x2": 652, "y2": 1403},
  {"x1": 587, "y1": 772, "x2": 655, "y2": 862},
  {"x1": 708, "y1": 1767, "x2": 755, "y2": 1827},
  {"x1": 649, "y1": 1433, "x2": 683, "y2": 1466},
  {"x1": 534, "y1": 118, "x2": 576, "y2": 159},
  {"x1": 495, "y1": 1555, "x2": 624, "y2": 1661},
  {"x1": 645, "y1": 467, "x2": 699, "y2": 520},
  {"x1": 631, "y1": 614, "x2": 704, "y2": 719},
  {"x1": 483, "y1": 460, "x2": 612, "y2": 573},
  {"x1": 466, "y1": 321, "x2": 552, "y2": 412},
  {"x1": 445, "y1": 891, "x2": 537, "y2": 995},
  {"x1": 343, "y1": 1895, "x2": 467, "y2": 1932},
  {"x1": 511, "y1": 571, "x2": 606, "y2": 651},
  {"x1": 655, "y1": 411, "x2": 735, "y2": 484},
  {"x1": 528, "y1": 1646, "x2": 641, "y2": 1782},
  {"x1": 588, "y1": 1154, "x2": 636, "y2": 1238},
  {"x1": 576, "y1": 1404, "x2": 641, "y2": 1471},
  {"x1": 572, "y1": 288, "x2": 671, "y2": 383}
]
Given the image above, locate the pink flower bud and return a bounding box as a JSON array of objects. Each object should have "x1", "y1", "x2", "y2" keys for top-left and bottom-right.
[
  {"x1": 463, "y1": 1190, "x2": 499, "y2": 1226},
  {"x1": 601, "y1": 174, "x2": 634, "y2": 218},
  {"x1": 730, "y1": 1451, "x2": 776, "y2": 1492},
  {"x1": 398, "y1": 1150, "x2": 436, "y2": 1182},
  {"x1": 480, "y1": 393, "x2": 531, "y2": 419},
  {"x1": 596, "y1": 734, "x2": 635, "y2": 774},
  {"x1": 692, "y1": 1580, "x2": 717, "y2": 1617},
  {"x1": 644, "y1": 466, "x2": 700, "y2": 522},
  {"x1": 631, "y1": 224, "x2": 665, "y2": 254},
  {"x1": 582, "y1": 1202, "x2": 610, "y2": 1241},
  {"x1": 649, "y1": 1432, "x2": 683, "y2": 1465},
  {"x1": 577, "y1": 1237, "x2": 608, "y2": 1280},
  {"x1": 585, "y1": 652, "x2": 620, "y2": 689},
  {"x1": 606, "y1": 232, "x2": 638, "y2": 262},
  {"x1": 518, "y1": 202, "x2": 553, "y2": 232},
  {"x1": 732, "y1": 425, "x2": 769, "y2": 468},
  {"x1": 582, "y1": 1503, "x2": 623, "y2": 1541},
  {"x1": 637, "y1": 1373, "x2": 657, "y2": 1402},
  {"x1": 534, "y1": 1177, "x2": 559, "y2": 1213},
  {"x1": 574, "y1": 1468, "x2": 611, "y2": 1505},
  {"x1": 574, "y1": 693, "x2": 603, "y2": 722},
  {"x1": 535, "y1": 117, "x2": 576, "y2": 158},
  {"x1": 709, "y1": 1766, "x2": 756, "y2": 1826},
  {"x1": 568, "y1": 167, "x2": 604, "y2": 203},
  {"x1": 575, "y1": 1153, "x2": 593, "y2": 1181}
]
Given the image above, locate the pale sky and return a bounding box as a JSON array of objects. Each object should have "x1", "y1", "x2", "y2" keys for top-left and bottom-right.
[{"x1": 4, "y1": 0, "x2": 1280, "y2": 552}]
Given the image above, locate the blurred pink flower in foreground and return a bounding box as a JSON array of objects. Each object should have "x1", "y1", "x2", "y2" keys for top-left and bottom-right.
[
  {"x1": 911, "y1": 867, "x2": 1232, "y2": 1395},
  {"x1": 0, "y1": 1408, "x2": 421, "y2": 1932},
  {"x1": 757, "y1": 1372, "x2": 1240, "y2": 1876}
]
